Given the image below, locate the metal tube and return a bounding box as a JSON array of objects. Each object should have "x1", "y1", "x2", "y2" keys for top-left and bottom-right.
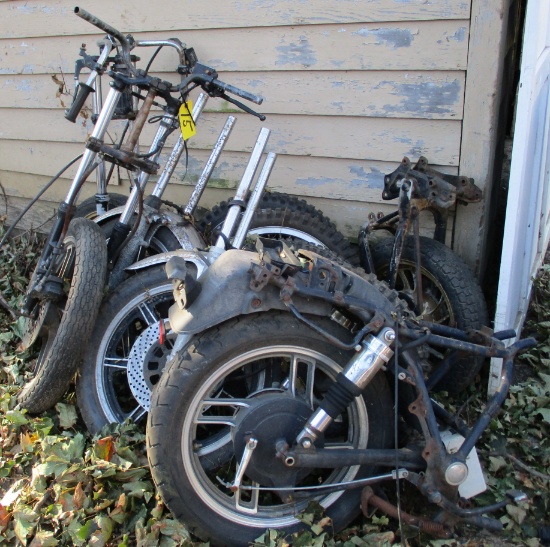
[
  {"x1": 289, "y1": 448, "x2": 425, "y2": 469},
  {"x1": 65, "y1": 86, "x2": 122, "y2": 204},
  {"x1": 123, "y1": 88, "x2": 157, "y2": 152},
  {"x1": 135, "y1": 39, "x2": 185, "y2": 55},
  {"x1": 151, "y1": 93, "x2": 209, "y2": 199},
  {"x1": 232, "y1": 152, "x2": 277, "y2": 248},
  {"x1": 215, "y1": 127, "x2": 270, "y2": 248},
  {"x1": 118, "y1": 113, "x2": 177, "y2": 225},
  {"x1": 184, "y1": 115, "x2": 237, "y2": 215}
]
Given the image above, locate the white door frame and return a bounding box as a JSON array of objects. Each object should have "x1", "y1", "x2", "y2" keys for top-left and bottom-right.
[{"x1": 490, "y1": 0, "x2": 550, "y2": 394}]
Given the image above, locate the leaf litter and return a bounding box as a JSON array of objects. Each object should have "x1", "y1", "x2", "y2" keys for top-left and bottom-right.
[{"x1": 0, "y1": 221, "x2": 548, "y2": 546}]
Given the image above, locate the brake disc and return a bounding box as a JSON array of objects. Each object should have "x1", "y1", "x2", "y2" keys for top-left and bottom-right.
[{"x1": 127, "y1": 320, "x2": 175, "y2": 411}]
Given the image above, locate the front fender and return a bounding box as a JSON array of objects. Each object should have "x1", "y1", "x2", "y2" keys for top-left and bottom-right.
[
  {"x1": 125, "y1": 249, "x2": 214, "y2": 279},
  {"x1": 168, "y1": 249, "x2": 333, "y2": 335}
]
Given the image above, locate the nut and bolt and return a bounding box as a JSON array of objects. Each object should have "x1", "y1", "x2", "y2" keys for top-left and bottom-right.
[
  {"x1": 301, "y1": 439, "x2": 313, "y2": 449},
  {"x1": 384, "y1": 329, "x2": 396, "y2": 342}
]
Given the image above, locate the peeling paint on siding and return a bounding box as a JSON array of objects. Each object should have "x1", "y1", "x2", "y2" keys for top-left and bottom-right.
[
  {"x1": 276, "y1": 36, "x2": 317, "y2": 67},
  {"x1": 377, "y1": 79, "x2": 461, "y2": 116},
  {"x1": 352, "y1": 27, "x2": 417, "y2": 48}
]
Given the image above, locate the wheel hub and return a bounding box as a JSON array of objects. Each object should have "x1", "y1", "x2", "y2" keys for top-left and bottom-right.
[
  {"x1": 233, "y1": 393, "x2": 320, "y2": 487},
  {"x1": 127, "y1": 320, "x2": 174, "y2": 410}
]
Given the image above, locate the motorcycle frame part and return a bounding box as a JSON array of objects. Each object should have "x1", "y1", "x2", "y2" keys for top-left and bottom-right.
[
  {"x1": 215, "y1": 127, "x2": 271, "y2": 249},
  {"x1": 167, "y1": 248, "x2": 401, "y2": 336},
  {"x1": 387, "y1": 180, "x2": 413, "y2": 290},
  {"x1": 382, "y1": 156, "x2": 482, "y2": 206},
  {"x1": 184, "y1": 114, "x2": 236, "y2": 216},
  {"x1": 164, "y1": 244, "x2": 535, "y2": 527}
]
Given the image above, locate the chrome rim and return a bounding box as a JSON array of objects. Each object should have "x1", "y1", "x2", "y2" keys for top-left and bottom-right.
[
  {"x1": 181, "y1": 345, "x2": 369, "y2": 528},
  {"x1": 94, "y1": 282, "x2": 173, "y2": 424}
]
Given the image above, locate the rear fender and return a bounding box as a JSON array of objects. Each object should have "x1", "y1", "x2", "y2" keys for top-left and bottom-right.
[{"x1": 168, "y1": 249, "x2": 333, "y2": 335}]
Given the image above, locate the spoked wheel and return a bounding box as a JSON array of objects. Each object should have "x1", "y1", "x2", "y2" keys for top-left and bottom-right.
[
  {"x1": 369, "y1": 235, "x2": 488, "y2": 394},
  {"x1": 76, "y1": 266, "x2": 174, "y2": 433},
  {"x1": 18, "y1": 218, "x2": 108, "y2": 413},
  {"x1": 197, "y1": 192, "x2": 358, "y2": 265},
  {"x1": 147, "y1": 313, "x2": 393, "y2": 546}
]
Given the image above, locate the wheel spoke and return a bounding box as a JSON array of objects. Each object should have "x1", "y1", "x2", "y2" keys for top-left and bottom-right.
[
  {"x1": 195, "y1": 398, "x2": 251, "y2": 427},
  {"x1": 126, "y1": 404, "x2": 147, "y2": 423},
  {"x1": 425, "y1": 295, "x2": 450, "y2": 324},
  {"x1": 102, "y1": 356, "x2": 128, "y2": 370},
  {"x1": 288, "y1": 354, "x2": 299, "y2": 396},
  {"x1": 137, "y1": 302, "x2": 158, "y2": 325},
  {"x1": 235, "y1": 481, "x2": 260, "y2": 514},
  {"x1": 304, "y1": 359, "x2": 316, "y2": 408}
]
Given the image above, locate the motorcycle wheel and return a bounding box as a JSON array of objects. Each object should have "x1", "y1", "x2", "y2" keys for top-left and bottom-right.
[
  {"x1": 76, "y1": 266, "x2": 173, "y2": 433},
  {"x1": 18, "y1": 218, "x2": 108, "y2": 413},
  {"x1": 75, "y1": 243, "x2": 349, "y2": 435},
  {"x1": 197, "y1": 192, "x2": 358, "y2": 265},
  {"x1": 369, "y1": 235, "x2": 488, "y2": 394},
  {"x1": 75, "y1": 193, "x2": 128, "y2": 219},
  {"x1": 147, "y1": 312, "x2": 393, "y2": 546}
]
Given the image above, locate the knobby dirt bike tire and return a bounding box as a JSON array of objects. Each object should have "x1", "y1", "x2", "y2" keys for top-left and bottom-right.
[
  {"x1": 18, "y1": 218, "x2": 108, "y2": 414},
  {"x1": 369, "y1": 235, "x2": 488, "y2": 394},
  {"x1": 147, "y1": 312, "x2": 393, "y2": 546},
  {"x1": 197, "y1": 192, "x2": 358, "y2": 265}
]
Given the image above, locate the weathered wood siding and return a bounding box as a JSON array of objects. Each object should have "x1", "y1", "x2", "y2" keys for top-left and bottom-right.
[{"x1": 0, "y1": 0, "x2": 473, "y2": 244}]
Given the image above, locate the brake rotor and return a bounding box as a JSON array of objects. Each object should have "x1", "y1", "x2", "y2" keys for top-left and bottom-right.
[{"x1": 127, "y1": 320, "x2": 175, "y2": 410}]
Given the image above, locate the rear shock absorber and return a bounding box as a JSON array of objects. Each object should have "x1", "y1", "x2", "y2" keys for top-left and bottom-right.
[{"x1": 296, "y1": 327, "x2": 395, "y2": 447}]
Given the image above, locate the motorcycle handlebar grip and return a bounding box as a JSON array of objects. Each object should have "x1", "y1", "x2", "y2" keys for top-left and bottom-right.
[
  {"x1": 64, "y1": 83, "x2": 94, "y2": 123},
  {"x1": 74, "y1": 7, "x2": 129, "y2": 47},
  {"x1": 214, "y1": 80, "x2": 263, "y2": 105}
]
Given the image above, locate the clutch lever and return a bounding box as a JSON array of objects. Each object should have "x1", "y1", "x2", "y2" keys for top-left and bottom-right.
[{"x1": 220, "y1": 92, "x2": 266, "y2": 121}]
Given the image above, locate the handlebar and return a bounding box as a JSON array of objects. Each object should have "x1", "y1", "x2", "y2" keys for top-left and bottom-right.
[
  {"x1": 71, "y1": 8, "x2": 265, "y2": 119},
  {"x1": 74, "y1": 7, "x2": 129, "y2": 49}
]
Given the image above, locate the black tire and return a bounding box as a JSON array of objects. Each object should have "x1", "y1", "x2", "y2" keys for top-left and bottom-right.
[
  {"x1": 76, "y1": 266, "x2": 173, "y2": 433},
  {"x1": 75, "y1": 243, "x2": 346, "y2": 434},
  {"x1": 147, "y1": 313, "x2": 393, "y2": 546},
  {"x1": 370, "y1": 235, "x2": 488, "y2": 393},
  {"x1": 198, "y1": 192, "x2": 358, "y2": 265},
  {"x1": 75, "y1": 193, "x2": 128, "y2": 219},
  {"x1": 18, "y1": 218, "x2": 108, "y2": 413}
]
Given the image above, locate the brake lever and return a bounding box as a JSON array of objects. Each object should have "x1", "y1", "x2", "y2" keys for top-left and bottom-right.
[{"x1": 220, "y1": 92, "x2": 266, "y2": 121}]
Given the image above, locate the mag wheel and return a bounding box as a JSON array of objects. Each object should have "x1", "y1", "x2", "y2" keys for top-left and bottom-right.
[
  {"x1": 76, "y1": 266, "x2": 173, "y2": 433},
  {"x1": 147, "y1": 313, "x2": 393, "y2": 546},
  {"x1": 198, "y1": 192, "x2": 358, "y2": 265},
  {"x1": 370, "y1": 235, "x2": 488, "y2": 393},
  {"x1": 18, "y1": 218, "x2": 108, "y2": 413}
]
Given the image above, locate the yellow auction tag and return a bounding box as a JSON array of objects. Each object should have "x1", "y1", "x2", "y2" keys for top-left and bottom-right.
[{"x1": 179, "y1": 101, "x2": 196, "y2": 140}]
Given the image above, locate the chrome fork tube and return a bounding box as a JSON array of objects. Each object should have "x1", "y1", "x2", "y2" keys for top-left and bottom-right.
[
  {"x1": 65, "y1": 86, "x2": 122, "y2": 205},
  {"x1": 184, "y1": 115, "x2": 236, "y2": 215},
  {"x1": 215, "y1": 127, "x2": 271, "y2": 250}
]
